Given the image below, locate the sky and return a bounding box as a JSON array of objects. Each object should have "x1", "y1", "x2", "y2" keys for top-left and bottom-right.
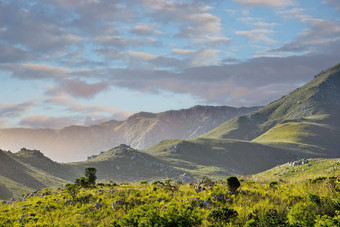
[{"x1": 0, "y1": 0, "x2": 340, "y2": 129}]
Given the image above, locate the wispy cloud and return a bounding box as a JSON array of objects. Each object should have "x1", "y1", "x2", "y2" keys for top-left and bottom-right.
[
  {"x1": 233, "y1": 0, "x2": 294, "y2": 7},
  {"x1": 323, "y1": 0, "x2": 340, "y2": 11},
  {"x1": 0, "y1": 101, "x2": 36, "y2": 118},
  {"x1": 235, "y1": 29, "x2": 276, "y2": 44},
  {"x1": 270, "y1": 18, "x2": 340, "y2": 54}
]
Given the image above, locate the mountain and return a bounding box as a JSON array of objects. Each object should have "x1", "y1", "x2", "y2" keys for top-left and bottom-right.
[
  {"x1": 0, "y1": 105, "x2": 259, "y2": 162},
  {"x1": 0, "y1": 149, "x2": 69, "y2": 200},
  {"x1": 202, "y1": 63, "x2": 340, "y2": 155},
  {"x1": 142, "y1": 63, "x2": 340, "y2": 178},
  {"x1": 0, "y1": 146, "x2": 186, "y2": 200}
]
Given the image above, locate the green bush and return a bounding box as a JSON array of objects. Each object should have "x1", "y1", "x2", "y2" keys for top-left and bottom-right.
[
  {"x1": 207, "y1": 207, "x2": 238, "y2": 224},
  {"x1": 259, "y1": 209, "x2": 287, "y2": 226},
  {"x1": 64, "y1": 184, "x2": 80, "y2": 200},
  {"x1": 75, "y1": 177, "x2": 88, "y2": 187},
  {"x1": 287, "y1": 203, "x2": 315, "y2": 226},
  {"x1": 226, "y1": 176, "x2": 240, "y2": 192},
  {"x1": 269, "y1": 181, "x2": 278, "y2": 187}
]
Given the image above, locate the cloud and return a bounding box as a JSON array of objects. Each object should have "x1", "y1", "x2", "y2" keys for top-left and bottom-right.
[
  {"x1": 238, "y1": 17, "x2": 277, "y2": 28},
  {"x1": 3, "y1": 63, "x2": 109, "y2": 98},
  {"x1": 46, "y1": 96, "x2": 132, "y2": 121},
  {"x1": 95, "y1": 36, "x2": 130, "y2": 47},
  {"x1": 19, "y1": 115, "x2": 81, "y2": 129},
  {"x1": 0, "y1": 101, "x2": 36, "y2": 118},
  {"x1": 171, "y1": 48, "x2": 221, "y2": 66},
  {"x1": 17, "y1": 98, "x2": 132, "y2": 128},
  {"x1": 235, "y1": 29, "x2": 276, "y2": 44},
  {"x1": 128, "y1": 51, "x2": 158, "y2": 60},
  {"x1": 233, "y1": 0, "x2": 294, "y2": 7},
  {"x1": 108, "y1": 51, "x2": 340, "y2": 106},
  {"x1": 96, "y1": 48, "x2": 127, "y2": 60},
  {"x1": 141, "y1": 0, "x2": 225, "y2": 46},
  {"x1": 47, "y1": 79, "x2": 110, "y2": 98},
  {"x1": 3, "y1": 63, "x2": 69, "y2": 80},
  {"x1": 323, "y1": 0, "x2": 340, "y2": 10},
  {"x1": 271, "y1": 19, "x2": 340, "y2": 54},
  {"x1": 131, "y1": 24, "x2": 160, "y2": 36},
  {"x1": 0, "y1": 44, "x2": 33, "y2": 63},
  {"x1": 0, "y1": 1, "x2": 82, "y2": 53}
]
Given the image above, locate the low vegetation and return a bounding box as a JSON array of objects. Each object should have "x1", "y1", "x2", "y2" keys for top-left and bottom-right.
[{"x1": 1, "y1": 162, "x2": 340, "y2": 226}]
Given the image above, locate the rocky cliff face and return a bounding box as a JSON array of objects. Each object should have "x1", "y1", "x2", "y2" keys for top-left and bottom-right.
[{"x1": 0, "y1": 105, "x2": 259, "y2": 162}]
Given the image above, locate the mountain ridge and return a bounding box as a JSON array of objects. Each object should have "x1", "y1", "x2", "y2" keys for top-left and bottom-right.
[{"x1": 0, "y1": 105, "x2": 260, "y2": 162}]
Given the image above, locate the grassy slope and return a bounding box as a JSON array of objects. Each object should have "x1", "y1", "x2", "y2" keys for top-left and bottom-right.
[
  {"x1": 250, "y1": 158, "x2": 340, "y2": 183},
  {"x1": 201, "y1": 63, "x2": 340, "y2": 155},
  {"x1": 144, "y1": 138, "x2": 323, "y2": 179},
  {"x1": 0, "y1": 150, "x2": 69, "y2": 200}
]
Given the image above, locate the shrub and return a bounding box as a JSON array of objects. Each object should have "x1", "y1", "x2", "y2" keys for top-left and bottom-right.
[
  {"x1": 269, "y1": 181, "x2": 278, "y2": 187},
  {"x1": 287, "y1": 203, "x2": 316, "y2": 226},
  {"x1": 75, "y1": 177, "x2": 88, "y2": 188},
  {"x1": 85, "y1": 167, "x2": 97, "y2": 185},
  {"x1": 162, "y1": 205, "x2": 202, "y2": 226},
  {"x1": 65, "y1": 184, "x2": 80, "y2": 200},
  {"x1": 152, "y1": 180, "x2": 164, "y2": 187},
  {"x1": 309, "y1": 194, "x2": 321, "y2": 206},
  {"x1": 259, "y1": 209, "x2": 287, "y2": 226},
  {"x1": 139, "y1": 180, "x2": 148, "y2": 185},
  {"x1": 310, "y1": 177, "x2": 327, "y2": 183},
  {"x1": 226, "y1": 176, "x2": 240, "y2": 192},
  {"x1": 207, "y1": 207, "x2": 238, "y2": 224}
]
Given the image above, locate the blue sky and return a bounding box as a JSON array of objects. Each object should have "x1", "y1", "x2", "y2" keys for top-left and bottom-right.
[{"x1": 1, "y1": 0, "x2": 340, "y2": 129}]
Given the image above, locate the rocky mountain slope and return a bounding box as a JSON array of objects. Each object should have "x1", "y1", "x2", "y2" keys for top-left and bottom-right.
[{"x1": 0, "y1": 105, "x2": 259, "y2": 162}]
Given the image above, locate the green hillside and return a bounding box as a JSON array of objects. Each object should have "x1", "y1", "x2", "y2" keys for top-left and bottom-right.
[
  {"x1": 251, "y1": 158, "x2": 340, "y2": 182},
  {"x1": 72, "y1": 144, "x2": 184, "y2": 182},
  {"x1": 0, "y1": 150, "x2": 68, "y2": 200},
  {"x1": 1, "y1": 161, "x2": 340, "y2": 226},
  {"x1": 145, "y1": 138, "x2": 322, "y2": 179},
  {"x1": 202, "y1": 63, "x2": 340, "y2": 155}
]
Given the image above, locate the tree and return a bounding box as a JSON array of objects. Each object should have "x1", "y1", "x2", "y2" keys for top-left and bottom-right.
[
  {"x1": 85, "y1": 167, "x2": 97, "y2": 185},
  {"x1": 226, "y1": 176, "x2": 240, "y2": 193}
]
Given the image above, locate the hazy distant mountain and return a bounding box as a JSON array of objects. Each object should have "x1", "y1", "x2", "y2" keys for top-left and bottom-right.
[{"x1": 0, "y1": 105, "x2": 260, "y2": 162}]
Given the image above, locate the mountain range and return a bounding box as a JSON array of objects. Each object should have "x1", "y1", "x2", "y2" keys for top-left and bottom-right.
[
  {"x1": 0, "y1": 105, "x2": 259, "y2": 162},
  {"x1": 0, "y1": 62, "x2": 339, "y2": 200}
]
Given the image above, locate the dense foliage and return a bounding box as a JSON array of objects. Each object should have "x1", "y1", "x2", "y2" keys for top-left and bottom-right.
[{"x1": 1, "y1": 175, "x2": 340, "y2": 226}]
